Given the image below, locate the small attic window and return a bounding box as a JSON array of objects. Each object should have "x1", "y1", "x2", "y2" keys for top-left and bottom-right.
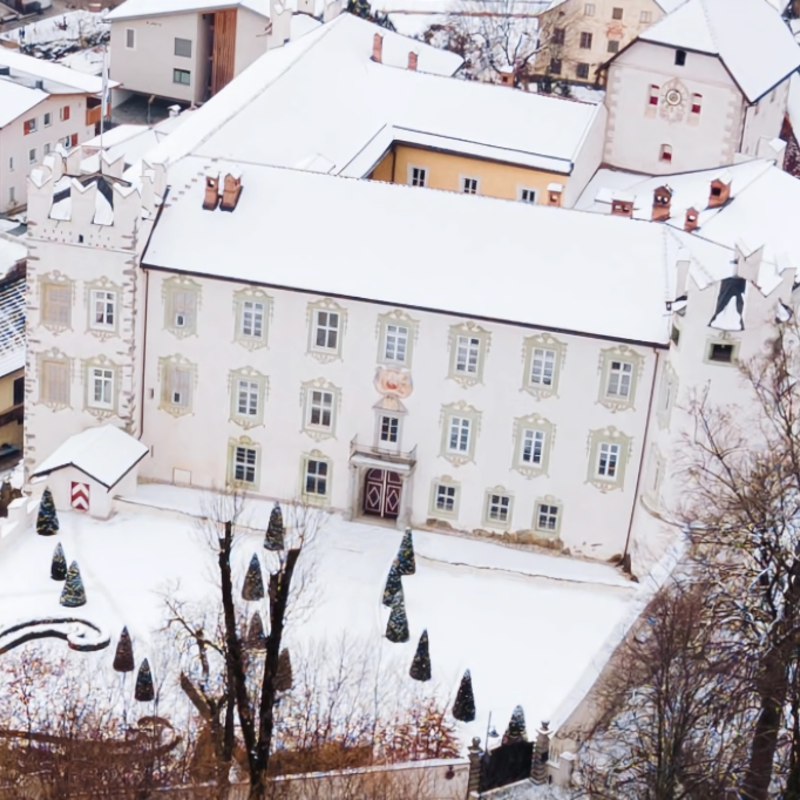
[
  {"x1": 711, "y1": 185, "x2": 722, "y2": 198},
  {"x1": 709, "y1": 343, "x2": 734, "y2": 363},
  {"x1": 675, "y1": 49, "x2": 686, "y2": 66}
]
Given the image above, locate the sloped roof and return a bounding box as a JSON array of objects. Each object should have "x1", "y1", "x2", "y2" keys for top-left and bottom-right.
[
  {"x1": 0, "y1": 276, "x2": 26, "y2": 380},
  {"x1": 107, "y1": 0, "x2": 271, "y2": 21},
  {"x1": 639, "y1": 0, "x2": 800, "y2": 102},
  {"x1": 32, "y1": 426, "x2": 149, "y2": 490},
  {"x1": 0, "y1": 48, "x2": 117, "y2": 95},
  {"x1": 0, "y1": 80, "x2": 45, "y2": 128}
]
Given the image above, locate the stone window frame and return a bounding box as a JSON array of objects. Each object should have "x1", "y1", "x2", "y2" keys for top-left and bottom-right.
[
  {"x1": 233, "y1": 287, "x2": 272, "y2": 351},
  {"x1": 307, "y1": 298, "x2": 347, "y2": 364},
  {"x1": 301, "y1": 449, "x2": 332, "y2": 505},
  {"x1": 229, "y1": 366, "x2": 269, "y2": 430},
  {"x1": 37, "y1": 349, "x2": 72, "y2": 411},
  {"x1": 85, "y1": 277, "x2": 121, "y2": 340},
  {"x1": 512, "y1": 413, "x2": 555, "y2": 479},
  {"x1": 300, "y1": 378, "x2": 341, "y2": 441},
  {"x1": 447, "y1": 321, "x2": 491, "y2": 388},
  {"x1": 375, "y1": 411, "x2": 403, "y2": 450},
  {"x1": 522, "y1": 333, "x2": 567, "y2": 399},
  {"x1": 227, "y1": 435, "x2": 261, "y2": 491},
  {"x1": 703, "y1": 335, "x2": 740, "y2": 367},
  {"x1": 656, "y1": 361, "x2": 678, "y2": 429},
  {"x1": 162, "y1": 276, "x2": 201, "y2": 339},
  {"x1": 376, "y1": 309, "x2": 418, "y2": 367},
  {"x1": 482, "y1": 486, "x2": 514, "y2": 531},
  {"x1": 645, "y1": 445, "x2": 666, "y2": 506},
  {"x1": 82, "y1": 355, "x2": 120, "y2": 420},
  {"x1": 158, "y1": 354, "x2": 197, "y2": 418},
  {"x1": 597, "y1": 345, "x2": 644, "y2": 412},
  {"x1": 439, "y1": 400, "x2": 482, "y2": 467},
  {"x1": 533, "y1": 495, "x2": 563, "y2": 538},
  {"x1": 429, "y1": 475, "x2": 461, "y2": 520},
  {"x1": 39, "y1": 272, "x2": 74, "y2": 333},
  {"x1": 586, "y1": 426, "x2": 633, "y2": 492}
]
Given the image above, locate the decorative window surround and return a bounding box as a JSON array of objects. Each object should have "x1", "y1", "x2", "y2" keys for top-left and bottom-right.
[
  {"x1": 483, "y1": 487, "x2": 513, "y2": 530},
  {"x1": 82, "y1": 356, "x2": 120, "y2": 419},
  {"x1": 163, "y1": 276, "x2": 201, "y2": 339},
  {"x1": 586, "y1": 426, "x2": 632, "y2": 492},
  {"x1": 376, "y1": 412, "x2": 402, "y2": 448},
  {"x1": 704, "y1": 335, "x2": 739, "y2": 366},
  {"x1": 307, "y1": 298, "x2": 347, "y2": 363},
  {"x1": 522, "y1": 333, "x2": 566, "y2": 399},
  {"x1": 512, "y1": 413, "x2": 554, "y2": 479},
  {"x1": 376, "y1": 309, "x2": 418, "y2": 367},
  {"x1": 301, "y1": 378, "x2": 340, "y2": 441},
  {"x1": 646, "y1": 445, "x2": 666, "y2": 506},
  {"x1": 86, "y1": 278, "x2": 121, "y2": 339},
  {"x1": 534, "y1": 495, "x2": 563, "y2": 537},
  {"x1": 429, "y1": 476, "x2": 460, "y2": 520},
  {"x1": 227, "y1": 435, "x2": 261, "y2": 490},
  {"x1": 37, "y1": 349, "x2": 72, "y2": 411},
  {"x1": 39, "y1": 273, "x2": 74, "y2": 333},
  {"x1": 439, "y1": 400, "x2": 481, "y2": 466},
  {"x1": 233, "y1": 287, "x2": 271, "y2": 350},
  {"x1": 597, "y1": 345, "x2": 644, "y2": 412},
  {"x1": 301, "y1": 450, "x2": 331, "y2": 504},
  {"x1": 657, "y1": 362, "x2": 678, "y2": 429},
  {"x1": 229, "y1": 367, "x2": 269, "y2": 429},
  {"x1": 158, "y1": 355, "x2": 197, "y2": 418},
  {"x1": 447, "y1": 321, "x2": 491, "y2": 388}
]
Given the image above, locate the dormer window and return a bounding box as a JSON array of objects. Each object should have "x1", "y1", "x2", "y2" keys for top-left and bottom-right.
[{"x1": 675, "y1": 49, "x2": 687, "y2": 66}]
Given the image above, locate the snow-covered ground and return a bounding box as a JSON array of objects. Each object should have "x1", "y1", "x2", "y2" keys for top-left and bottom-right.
[{"x1": 0, "y1": 486, "x2": 640, "y2": 747}]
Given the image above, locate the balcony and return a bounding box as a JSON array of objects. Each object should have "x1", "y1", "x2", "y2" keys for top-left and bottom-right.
[{"x1": 349, "y1": 436, "x2": 417, "y2": 469}]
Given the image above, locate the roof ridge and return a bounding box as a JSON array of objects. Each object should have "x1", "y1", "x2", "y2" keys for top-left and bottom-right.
[{"x1": 697, "y1": 0, "x2": 720, "y2": 54}]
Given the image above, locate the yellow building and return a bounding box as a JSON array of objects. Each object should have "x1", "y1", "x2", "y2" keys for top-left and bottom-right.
[{"x1": 0, "y1": 244, "x2": 25, "y2": 458}]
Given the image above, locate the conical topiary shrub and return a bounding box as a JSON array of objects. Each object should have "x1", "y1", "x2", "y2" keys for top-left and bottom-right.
[
  {"x1": 409, "y1": 629, "x2": 431, "y2": 681},
  {"x1": 382, "y1": 562, "x2": 402, "y2": 607},
  {"x1": 113, "y1": 627, "x2": 135, "y2": 673},
  {"x1": 36, "y1": 488, "x2": 59, "y2": 536},
  {"x1": 395, "y1": 528, "x2": 416, "y2": 576},
  {"x1": 385, "y1": 593, "x2": 410, "y2": 644},
  {"x1": 264, "y1": 502, "x2": 285, "y2": 552},
  {"x1": 502, "y1": 705, "x2": 527, "y2": 745},
  {"x1": 247, "y1": 613, "x2": 267, "y2": 651},
  {"x1": 275, "y1": 647, "x2": 293, "y2": 692},
  {"x1": 59, "y1": 561, "x2": 86, "y2": 607},
  {"x1": 135, "y1": 658, "x2": 155, "y2": 702},
  {"x1": 50, "y1": 542, "x2": 67, "y2": 581},
  {"x1": 242, "y1": 554, "x2": 265, "y2": 601},
  {"x1": 452, "y1": 670, "x2": 476, "y2": 722}
]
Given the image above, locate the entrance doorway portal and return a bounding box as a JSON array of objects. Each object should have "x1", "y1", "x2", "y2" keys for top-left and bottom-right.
[{"x1": 363, "y1": 468, "x2": 402, "y2": 520}]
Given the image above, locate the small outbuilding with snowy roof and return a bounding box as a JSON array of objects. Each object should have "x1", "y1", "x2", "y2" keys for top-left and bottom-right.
[{"x1": 31, "y1": 425, "x2": 148, "y2": 519}]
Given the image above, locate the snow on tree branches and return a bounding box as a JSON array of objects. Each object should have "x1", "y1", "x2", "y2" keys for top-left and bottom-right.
[
  {"x1": 452, "y1": 669, "x2": 476, "y2": 722},
  {"x1": 50, "y1": 542, "x2": 67, "y2": 581},
  {"x1": 409, "y1": 629, "x2": 431, "y2": 682},
  {"x1": 135, "y1": 658, "x2": 155, "y2": 702},
  {"x1": 59, "y1": 561, "x2": 86, "y2": 607},
  {"x1": 385, "y1": 593, "x2": 410, "y2": 643},
  {"x1": 36, "y1": 488, "x2": 59, "y2": 536},
  {"x1": 264, "y1": 502, "x2": 285, "y2": 552},
  {"x1": 395, "y1": 528, "x2": 416, "y2": 576},
  {"x1": 242, "y1": 553, "x2": 265, "y2": 601}
]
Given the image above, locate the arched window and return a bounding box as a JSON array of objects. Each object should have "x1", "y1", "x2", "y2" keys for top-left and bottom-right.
[{"x1": 691, "y1": 93, "x2": 702, "y2": 114}]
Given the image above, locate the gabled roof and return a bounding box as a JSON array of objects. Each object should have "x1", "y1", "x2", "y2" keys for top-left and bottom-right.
[
  {"x1": 0, "y1": 80, "x2": 46, "y2": 128},
  {"x1": 32, "y1": 426, "x2": 149, "y2": 490},
  {"x1": 638, "y1": 0, "x2": 800, "y2": 102},
  {"x1": 107, "y1": 0, "x2": 271, "y2": 21},
  {"x1": 0, "y1": 48, "x2": 116, "y2": 95}
]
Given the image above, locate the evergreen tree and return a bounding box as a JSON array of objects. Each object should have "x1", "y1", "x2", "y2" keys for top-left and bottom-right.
[
  {"x1": 113, "y1": 626, "x2": 135, "y2": 673},
  {"x1": 247, "y1": 612, "x2": 267, "y2": 650},
  {"x1": 502, "y1": 705, "x2": 527, "y2": 744},
  {"x1": 452, "y1": 670, "x2": 476, "y2": 722},
  {"x1": 275, "y1": 647, "x2": 293, "y2": 692},
  {"x1": 242, "y1": 553, "x2": 265, "y2": 601},
  {"x1": 36, "y1": 488, "x2": 59, "y2": 536},
  {"x1": 59, "y1": 561, "x2": 86, "y2": 607},
  {"x1": 264, "y1": 502, "x2": 285, "y2": 551},
  {"x1": 385, "y1": 593, "x2": 410, "y2": 643},
  {"x1": 50, "y1": 542, "x2": 67, "y2": 581},
  {"x1": 382, "y1": 561, "x2": 402, "y2": 607},
  {"x1": 395, "y1": 528, "x2": 416, "y2": 576},
  {"x1": 409, "y1": 629, "x2": 431, "y2": 681},
  {"x1": 135, "y1": 658, "x2": 155, "y2": 702}
]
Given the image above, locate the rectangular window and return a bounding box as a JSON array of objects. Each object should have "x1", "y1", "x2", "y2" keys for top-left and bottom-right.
[
  {"x1": 649, "y1": 84, "x2": 660, "y2": 105},
  {"x1": 91, "y1": 289, "x2": 116, "y2": 330},
  {"x1": 487, "y1": 493, "x2": 511, "y2": 523},
  {"x1": 584, "y1": 2, "x2": 595, "y2": 14},
  {"x1": 606, "y1": 360, "x2": 633, "y2": 398},
  {"x1": 409, "y1": 166, "x2": 427, "y2": 187},
  {"x1": 70, "y1": 133, "x2": 78, "y2": 148},
  {"x1": 607, "y1": 39, "x2": 619, "y2": 53},
  {"x1": 167, "y1": 365, "x2": 192, "y2": 407},
  {"x1": 8, "y1": 188, "x2": 14, "y2": 204},
  {"x1": 576, "y1": 62, "x2": 590, "y2": 79},
  {"x1": 530, "y1": 348, "x2": 556, "y2": 387},
  {"x1": 435, "y1": 483, "x2": 457, "y2": 513},
  {"x1": 597, "y1": 442, "x2": 620, "y2": 479},
  {"x1": 28, "y1": 148, "x2": 36, "y2": 165},
  {"x1": 611, "y1": 6, "x2": 622, "y2": 19},
  {"x1": 305, "y1": 458, "x2": 328, "y2": 496},
  {"x1": 90, "y1": 367, "x2": 114, "y2": 409},
  {"x1": 579, "y1": 31, "x2": 593, "y2": 49},
  {"x1": 44, "y1": 112, "x2": 51, "y2": 127},
  {"x1": 455, "y1": 336, "x2": 480, "y2": 374},
  {"x1": 691, "y1": 93, "x2": 702, "y2": 114},
  {"x1": 675, "y1": 49, "x2": 686, "y2": 66},
  {"x1": 709, "y1": 343, "x2": 734, "y2": 363},
  {"x1": 521, "y1": 429, "x2": 545, "y2": 466},
  {"x1": 309, "y1": 389, "x2": 333, "y2": 429},
  {"x1": 174, "y1": 37, "x2": 192, "y2": 57},
  {"x1": 549, "y1": 58, "x2": 562, "y2": 74},
  {"x1": 13, "y1": 376, "x2": 23, "y2": 406},
  {"x1": 519, "y1": 187, "x2": 537, "y2": 204},
  {"x1": 660, "y1": 144, "x2": 673, "y2": 162},
  {"x1": 671, "y1": 325, "x2": 681, "y2": 346},
  {"x1": 43, "y1": 143, "x2": 51, "y2": 155},
  {"x1": 233, "y1": 446, "x2": 257, "y2": 484},
  {"x1": 380, "y1": 415, "x2": 399, "y2": 444},
  {"x1": 241, "y1": 300, "x2": 264, "y2": 339},
  {"x1": 536, "y1": 503, "x2": 559, "y2": 532},
  {"x1": 42, "y1": 283, "x2": 71, "y2": 327},
  {"x1": 42, "y1": 360, "x2": 69, "y2": 405},
  {"x1": 8, "y1": 157, "x2": 13, "y2": 172},
  {"x1": 125, "y1": 27, "x2": 135, "y2": 48},
  {"x1": 237, "y1": 379, "x2": 259, "y2": 417},
  {"x1": 462, "y1": 177, "x2": 479, "y2": 195},
  {"x1": 24, "y1": 118, "x2": 36, "y2": 135},
  {"x1": 313, "y1": 309, "x2": 339, "y2": 351},
  {"x1": 173, "y1": 68, "x2": 191, "y2": 85},
  {"x1": 551, "y1": 27, "x2": 565, "y2": 45},
  {"x1": 171, "y1": 290, "x2": 196, "y2": 331},
  {"x1": 60, "y1": 105, "x2": 70, "y2": 122},
  {"x1": 448, "y1": 416, "x2": 471, "y2": 453},
  {"x1": 640, "y1": 9, "x2": 652, "y2": 22},
  {"x1": 383, "y1": 323, "x2": 409, "y2": 363}
]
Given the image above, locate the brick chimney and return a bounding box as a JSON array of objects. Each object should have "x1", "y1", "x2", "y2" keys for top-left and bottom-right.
[
  {"x1": 684, "y1": 206, "x2": 699, "y2": 232},
  {"x1": 547, "y1": 183, "x2": 563, "y2": 207},
  {"x1": 408, "y1": 51, "x2": 418, "y2": 71},
  {"x1": 203, "y1": 174, "x2": 219, "y2": 211},
  {"x1": 220, "y1": 171, "x2": 243, "y2": 212},
  {"x1": 652, "y1": 185, "x2": 672, "y2": 222},
  {"x1": 372, "y1": 33, "x2": 383, "y2": 63},
  {"x1": 708, "y1": 173, "x2": 732, "y2": 208},
  {"x1": 611, "y1": 196, "x2": 634, "y2": 218}
]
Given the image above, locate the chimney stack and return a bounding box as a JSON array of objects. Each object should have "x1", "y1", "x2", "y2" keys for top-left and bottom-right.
[
  {"x1": 708, "y1": 173, "x2": 732, "y2": 208},
  {"x1": 408, "y1": 51, "x2": 418, "y2": 71},
  {"x1": 372, "y1": 33, "x2": 383, "y2": 63},
  {"x1": 684, "y1": 207, "x2": 699, "y2": 232},
  {"x1": 203, "y1": 173, "x2": 220, "y2": 211},
  {"x1": 652, "y1": 185, "x2": 672, "y2": 222},
  {"x1": 611, "y1": 194, "x2": 634, "y2": 218},
  {"x1": 220, "y1": 170, "x2": 243, "y2": 212}
]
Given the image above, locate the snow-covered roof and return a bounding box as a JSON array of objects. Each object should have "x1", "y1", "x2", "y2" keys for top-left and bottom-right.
[
  {"x1": 32, "y1": 426, "x2": 149, "y2": 490},
  {"x1": 107, "y1": 0, "x2": 272, "y2": 21},
  {"x1": 638, "y1": 0, "x2": 800, "y2": 102},
  {"x1": 0, "y1": 276, "x2": 26, "y2": 380},
  {"x1": 0, "y1": 79, "x2": 46, "y2": 128},
  {"x1": 0, "y1": 47, "x2": 117, "y2": 95},
  {"x1": 142, "y1": 156, "x2": 736, "y2": 346},
  {"x1": 0, "y1": 237, "x2": 26, "y2": 278}
]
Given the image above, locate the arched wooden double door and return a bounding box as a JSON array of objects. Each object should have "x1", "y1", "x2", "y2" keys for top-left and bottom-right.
[{"x1": 363, "y1": 468, "x2": 402, "y2": 520}]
